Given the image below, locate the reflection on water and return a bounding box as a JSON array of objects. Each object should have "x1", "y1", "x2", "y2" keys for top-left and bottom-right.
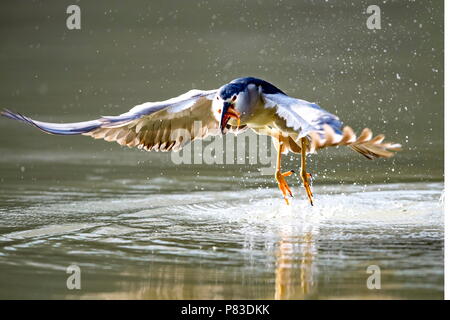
[
  {"x1": 0, "y1": 180, "x2": 443, "y2": 299},
  {"x1": 275, "y1": 232, "x2": 316, "y2": 299}
]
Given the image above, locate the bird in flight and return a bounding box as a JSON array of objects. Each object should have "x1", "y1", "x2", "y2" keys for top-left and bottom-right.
[{"x1": 2, "y1": 77, "x2": 400, "y2": 205}]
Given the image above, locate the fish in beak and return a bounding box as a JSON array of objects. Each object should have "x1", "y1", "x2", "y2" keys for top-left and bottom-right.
[{"x1": 220, "y1": 102, "x2": 241, "y2": 134}]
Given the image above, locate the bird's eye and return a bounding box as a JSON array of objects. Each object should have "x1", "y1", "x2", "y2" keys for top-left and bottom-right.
[
  {"x1": 216, "y1": 97, "x2": 219, "y2": 100},
  {"x1": 217, "y1": 109, "x2": 221, "y2": 114},
  {"x1": 231, "y1": 95, "x2": 237, "y2": 102}
]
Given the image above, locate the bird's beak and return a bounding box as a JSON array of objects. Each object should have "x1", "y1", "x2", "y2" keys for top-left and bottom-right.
[{"x1": 220, "y1": 102, "x2": 241, "y2": 134}]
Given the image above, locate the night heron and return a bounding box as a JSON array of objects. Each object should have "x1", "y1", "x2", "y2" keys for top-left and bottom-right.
[{"x1": 1, "y1": 77, "x2": 400, "y2": 205}]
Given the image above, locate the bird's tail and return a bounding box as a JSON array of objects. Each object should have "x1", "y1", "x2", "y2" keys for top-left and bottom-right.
[
  {"x1": 308, "y1": 125, "x2": 401, "y2": 159},
  {"x1": 1, "y1": 109, "x2": 104, "y2": 135}
]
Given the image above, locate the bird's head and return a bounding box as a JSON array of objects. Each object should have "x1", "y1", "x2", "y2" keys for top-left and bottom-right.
[{"x1": 214, "y1": 83, "x2": 246, "y2": 134}]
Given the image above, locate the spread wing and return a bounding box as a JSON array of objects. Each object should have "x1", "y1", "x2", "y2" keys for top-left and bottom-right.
[
  {"x1": 86, "y1": 89, "x2": 220, "y2": 151},
  {"x1": 263, "y1": 92, "x2": 342, "y2": 138},
  {"x1": 262, "y1": 92, "x2": 401, "y2": 158},
  {"x1": 2, "y1": 89, "x2": 242, "y2": 152}
]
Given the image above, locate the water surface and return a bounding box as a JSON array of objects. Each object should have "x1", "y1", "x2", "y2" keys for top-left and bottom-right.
[
  {"x1": 0, "y1": 160, "x2": 444, "y2": 299},
  {"x1": 0, "y1": 0, "x2": 444, "y2": 299}
]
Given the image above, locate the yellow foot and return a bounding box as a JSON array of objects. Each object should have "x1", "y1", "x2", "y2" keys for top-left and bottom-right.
[
  {"x1": 276, "y1": 170, "x2": 295, "y2": 205},
  {"x1": 301, "y1": 172, "x2": 314, "y2": 206}
]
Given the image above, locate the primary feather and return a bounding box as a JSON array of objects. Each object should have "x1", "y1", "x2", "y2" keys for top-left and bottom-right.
[
  {"x1": 261, "y1": 92, "x2": 400, "y2": 159},
  {"x1": 1, "y1": 89, "x2": 221, "y2": 152}
]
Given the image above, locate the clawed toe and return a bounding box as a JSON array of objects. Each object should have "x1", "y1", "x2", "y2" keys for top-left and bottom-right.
[
  {"x1": 276, "y1": 171, "x2": 294, "y2": 205},
  {"x1": 275, "y1": 169, "x2": 315, "y2": 206},
  {"x1": 282, "y1": 170, "x2": 295, "y2": 177}
]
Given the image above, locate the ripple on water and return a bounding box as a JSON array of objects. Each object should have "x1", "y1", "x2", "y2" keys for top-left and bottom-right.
[{"x1": 0, "y1": 182, "x2": 443, "y2": 299}]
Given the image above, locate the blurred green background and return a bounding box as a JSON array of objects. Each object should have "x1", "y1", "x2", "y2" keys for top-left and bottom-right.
[
  {"x1": 0, "y1": 0, "x2": 444, "y2": 300},
  {"x1": 0, "y1": 0, "x2": 443, "y2": 187}
]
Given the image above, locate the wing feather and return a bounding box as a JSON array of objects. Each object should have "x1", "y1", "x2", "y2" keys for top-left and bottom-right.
[
  {"x1": 262, "y1": 92, "x2": 400, "y2": 159},
  {"x1": 2, "y1": 89, "x2": 223, "y2": 152}
]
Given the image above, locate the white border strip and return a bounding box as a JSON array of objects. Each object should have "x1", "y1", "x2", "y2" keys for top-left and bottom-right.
[{"x1": 445, "y1": 0, "x2": 449, "y2": 301}]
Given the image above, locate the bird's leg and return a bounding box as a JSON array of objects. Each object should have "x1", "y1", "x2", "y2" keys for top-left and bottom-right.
[
  {"x1": 301, "y1": 137, "x2": 314, "y2": 206},
  {"x1": 275, "y1": 139, "x2": 294, "y2": 205}
]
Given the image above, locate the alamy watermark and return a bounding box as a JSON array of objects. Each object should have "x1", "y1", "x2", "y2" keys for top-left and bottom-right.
[
  {"x1": 366, "y1": 5, "x2": 381, "y2": 30},
  {"x1": 66, "y1": 5, "x2": 81, "y2": 30},
  {"x1": 66, "y1": 264, "x2": 81, "y2": 290},
  {"x1": 366, "y1": 265, "x2": 381, "y2": 290},
  {"x1": 169, "y1": 121, "x2": 278, "y2": 175}
]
